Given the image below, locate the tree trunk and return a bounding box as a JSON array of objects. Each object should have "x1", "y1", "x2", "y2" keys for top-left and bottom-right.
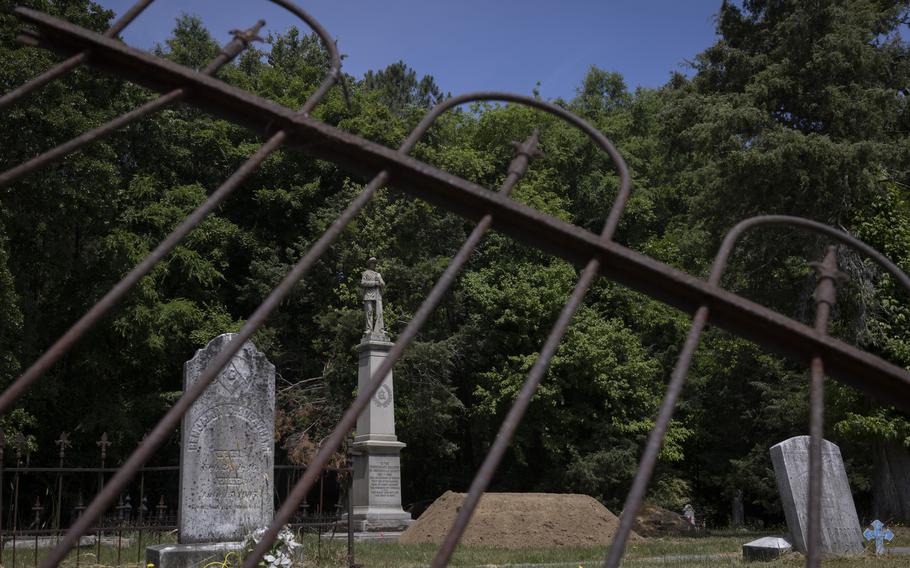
[{"x1": 872, "y1": 439, "x2": 910, "y2": 522}]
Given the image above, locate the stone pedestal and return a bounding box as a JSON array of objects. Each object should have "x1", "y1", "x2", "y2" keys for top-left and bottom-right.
[
  {"x1": 146, "y1": 542, "x2": 243, "y2": 568},
  {"x1": 349, "y1": 338, "x2": 412, "y2": 531}
]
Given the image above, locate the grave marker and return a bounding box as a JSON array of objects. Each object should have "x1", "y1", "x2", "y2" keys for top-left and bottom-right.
[
  {"x1": 350, "y1": 258, "x2": 412, "y2": 532},
  {"x1": 148, "y1": 334, "x2": 276, "y2": 567},
  {"x1": 769, "y1": 436, "x2": 863, "y2": 555},
  {"x1": 863, "y1": 519, "x2": 894, "y2": 555}
]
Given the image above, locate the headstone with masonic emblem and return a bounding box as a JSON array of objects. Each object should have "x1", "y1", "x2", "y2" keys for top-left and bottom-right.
[{"x1": 148, "y1": 333, "x2": 276, "y2": 567}]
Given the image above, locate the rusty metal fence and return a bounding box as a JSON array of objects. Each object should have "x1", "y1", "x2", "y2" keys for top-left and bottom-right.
[
  {"x1": 0, "y1": 430, "x2": 352, "y2": 567},
  {"x1": 2, "y1": 2, "x2": 910, "y2": 567}
]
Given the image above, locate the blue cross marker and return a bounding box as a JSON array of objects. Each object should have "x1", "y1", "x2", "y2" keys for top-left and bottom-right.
[{"x1": 863, "y1": 519, "x2": 894, "y2": 555}]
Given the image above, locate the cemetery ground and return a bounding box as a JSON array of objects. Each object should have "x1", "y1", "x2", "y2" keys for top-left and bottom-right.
[{"x1": 3, "y1": 527, "x2": 909, "y2": 568}]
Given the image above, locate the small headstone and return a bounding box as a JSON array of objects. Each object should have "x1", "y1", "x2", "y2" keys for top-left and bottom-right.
[
  {"x1": 863, "y1": 519, "x2": 894, "y2": 555},
  {"x1": 769, "y1": 436, "x2": 863, "y2": 555},
  {"x1": 742, "y1": 536, "x2": 792, "y2": 562},
  {"x1": 732, "y1": 489, "x2": 744, "y2": 528},
  {"x1": 682, "y1": 504, "x2": 695, "y2": 528}
]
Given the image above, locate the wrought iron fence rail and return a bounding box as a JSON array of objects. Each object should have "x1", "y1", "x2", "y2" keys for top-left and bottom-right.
[
  {"x1": 4, "y1": 3, "x2": 910, "y2": 568},
  {"x1": 14, "y1": 6, "x2": 910, "y2": 410}
]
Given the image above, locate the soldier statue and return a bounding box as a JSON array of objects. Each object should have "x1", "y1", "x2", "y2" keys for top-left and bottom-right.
[{"x1": 361, "y1": 257, "x2": 387, "y2": 340}]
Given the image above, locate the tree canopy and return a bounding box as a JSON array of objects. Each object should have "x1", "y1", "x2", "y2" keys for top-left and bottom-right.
[{"x1": 1, "y1": 0, "x2": 909, "y2": 525}]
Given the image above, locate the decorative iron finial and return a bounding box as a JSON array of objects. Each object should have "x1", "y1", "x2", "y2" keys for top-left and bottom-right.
[
  {"x1": 11, "y1": 432, "x2": 27, "y2": 464},
  {"x1": 228, "y1": 19, "x2": 266, "y2": 47},
  {"x1": 156, "y1": 495, "x2": 167, "y2": 520},
  {"x1": 55, "y1": 431, "x2": 71, "y2": 464},
  {"x1": 809, "y1": 246, "x2": 847, "y2": 308},
  {"x1": 97, "y1": 432, "x2": 111, "y2": 466},
  {"x1": 32, "y1": 495, "x2": 43, "y2": 526}
]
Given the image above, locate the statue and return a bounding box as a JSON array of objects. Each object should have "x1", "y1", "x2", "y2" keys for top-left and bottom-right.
[{"x1": 361, "y1": 257, "x2": 387, "y2": 340}]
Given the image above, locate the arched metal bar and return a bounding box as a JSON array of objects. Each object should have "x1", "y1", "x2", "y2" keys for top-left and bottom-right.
[
  {"x1": 0, "y1": 0, "x2": 342, "y2": 188},
  {"x1": 9, "y1": 7, "x2": 910, "y2": 568},
  {"x1": 604, "y1": 214, "x2": 910, "y2": 568},
  {"x1": 0, "y1": 0, "x2": 155, "y2": 110},
  {"x1": 0, "y1": 21, "x2": 266, "y2": 188},
  {"x1": 711, "y1": 215, "x2": 910, "y2": 293},
  {"x1": 0, "y1": 0, "x2": 342, "y2": 419},
  {"x1": 25, "y1": 3, "x2": 344, "y2": 564},
  {"x1": 0, "y1": 1, "x2": 343, "y2": 112},
  {"x1": 244, "y1": 91, "x2": 632, "y2": 568}
]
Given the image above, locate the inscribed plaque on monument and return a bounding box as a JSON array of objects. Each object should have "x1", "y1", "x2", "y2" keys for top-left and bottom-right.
[
  {"x1": 769, "y1": 436, "x2": 863, "y2": 555},
  {"x1": 179, "y1": 334, "x2": 275, "y2": 543},
  {"x1": 368, "y1": 454, "x2": 401, "y2": 505}
]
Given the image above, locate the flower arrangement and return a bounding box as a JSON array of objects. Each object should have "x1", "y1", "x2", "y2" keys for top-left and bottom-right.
[{"x1": 242, "y1": 526, "x2": 303, "y2": 568}]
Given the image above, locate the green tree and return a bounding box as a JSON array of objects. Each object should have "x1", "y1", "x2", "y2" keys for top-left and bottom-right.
[{"x1": 656, "y1": 0, "x2": 910, "y2": 521}]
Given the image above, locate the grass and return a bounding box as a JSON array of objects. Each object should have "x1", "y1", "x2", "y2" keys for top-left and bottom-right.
[
  {"x1": 3, "y1": 528, "x2": 908, "y2": 567},
  {"x1": 1, "y1": 530, "x2": 178, "y2": 568},
  {"x1": 306, "y1": 527, "x2": 910, "y2": 568}
]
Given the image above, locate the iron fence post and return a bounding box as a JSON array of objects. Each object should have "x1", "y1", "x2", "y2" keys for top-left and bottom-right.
[
  {"x1": 806, "y1": 246, "x2": 844, "y2": 568},
  {"x1": 347, "y1": 435, "x2": 355, "y2": 568}
]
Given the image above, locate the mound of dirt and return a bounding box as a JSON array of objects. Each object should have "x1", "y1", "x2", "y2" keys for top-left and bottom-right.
[
  {"x1": 400, "y1": 491, "x2": 642, "y2": 548},
  {"x1": 631, "y1": 503, "x2": 692, "y2": 537}
]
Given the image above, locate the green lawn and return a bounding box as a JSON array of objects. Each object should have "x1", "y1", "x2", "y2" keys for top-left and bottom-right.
[
  {"x1": 305, "y1": 529, "x2": 910, "y2": 568},
  {"x1": 4, "y1": 529, "x2": 908, "y2": 567}
]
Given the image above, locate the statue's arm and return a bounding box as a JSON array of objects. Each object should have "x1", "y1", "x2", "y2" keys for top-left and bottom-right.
[{"x1": 378, "y1": 273, "x2": 386, "y2": 287}]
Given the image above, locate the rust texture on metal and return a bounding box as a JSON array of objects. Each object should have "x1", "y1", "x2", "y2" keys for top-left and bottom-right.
[
  {"x1": 805, "y1": 247, "x2": 843, "y2": 568},
  {"x1": 0, "y1": 0, "x2": 154, "y2": 110},
  {"x1": 245, "y1": 90, "x2": 634, "y2": 568},
  {"x1": 10, "y1": 9, "x2": 910, "y2": 412},
  {"x1": 604, "y1": 216, "x2": 910, "y2": 567},
  {"x1": 0, "y1": 19, "x2": 266, "y2": 189},
  {"x1": 4, "y1": 6, "x2": 910, "y2": 568},
  {"x1": 0, "y1": 3, "x2": 341, "y2": 417},
  {"x1": 5, "y1": 4, "x2": 344, "y2": 567}
]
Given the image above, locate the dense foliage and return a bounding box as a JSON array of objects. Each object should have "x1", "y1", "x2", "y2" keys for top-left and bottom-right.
[{"x1": 1, "y1": 0, "x2": 909, "y2": 525}]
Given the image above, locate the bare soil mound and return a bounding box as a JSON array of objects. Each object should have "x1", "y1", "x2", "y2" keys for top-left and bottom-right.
[
  {"x1": 400, "y1": 491, "x2": 642, "y2": 548},
  {"x1": 631, "y1": 503, "x2": 692, "y2": 537}
]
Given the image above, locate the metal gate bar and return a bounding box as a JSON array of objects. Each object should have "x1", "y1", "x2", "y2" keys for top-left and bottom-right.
[
  {"x1": 604, "y1": 216, "x2": 910, "y2": 567},
  {"x1": 245, "y1": 91, "x2": 633, "y2": 567},
  {"x1": 3, "y1": 5, "x2": 910, "y2": 568},
  {"x1": 13, "y1": 6, "x2": 910, "y2": 408},
  {"x1": 0, "y1": 0, "x2": 154, "y2": 110},
  {"x1": 1, "y1": 3, "x2": 342, "y2": 414},
  {"x1": 0, "y1": 18, "x2": 267, "y2": 188}
]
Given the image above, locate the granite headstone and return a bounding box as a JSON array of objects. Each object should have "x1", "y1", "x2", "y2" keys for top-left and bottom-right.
[
  {"x1": 769, "y1": 436, "x2": 863, "y2": 555},
  {"x1": 179, "y1": 333, "x2": 275, "y2": 542},
  {"x1": 148, "y1": 334, "x2": 276, "y2": 567}
]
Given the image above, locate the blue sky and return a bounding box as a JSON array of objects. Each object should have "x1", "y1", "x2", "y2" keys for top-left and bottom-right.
[{"x1": 95, "y1": 1, "x2": 724, "y2": 101}]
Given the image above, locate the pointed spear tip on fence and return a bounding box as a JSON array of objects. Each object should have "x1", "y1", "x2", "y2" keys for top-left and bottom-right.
[
  {"x1": 229, "y1": 20, "x2": 267, "y2": 46},
  {"x1": 510, "y1": 129, "x2": 545, "y2": 160},
  {"x1": 809, "y1": 246, "x2": 848, "y2": 282}
]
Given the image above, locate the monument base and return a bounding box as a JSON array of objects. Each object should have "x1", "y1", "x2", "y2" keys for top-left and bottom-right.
[
  {"x1": 348, "y1": 501, "x2": 414, "y2": 532},
  {"x1": 146, "y1": 542, "x2": 243, "y2": 568},
  {"x1": 351, "y1": 439, "x2": 412, "y2": 532},
  {"x1": 349, "y1": 520, "x2": 413, "y2": 532}
]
